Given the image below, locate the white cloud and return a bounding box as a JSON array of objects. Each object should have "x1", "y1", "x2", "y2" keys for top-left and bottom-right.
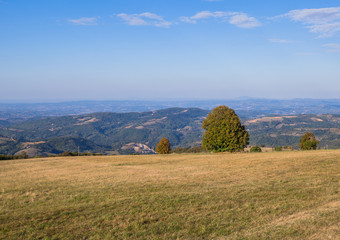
[
  {"x1": 229, "y1": 13, "x2": 261, "y2": 28},
  {"x1": 180, "y1": 11, "x2": 229, "y2": 23},
  {"x1": 323, "y1": 43, "x2": 340, "y2": 52},
  {"x1": 279, "y1": 7, "x2": 340, "y2": 37},
  {"x1": 268, "y1": 38, "x2": 292, "y2": 43},
  {"x1": 68, "y1": 17, "x2": 99, "y2": 26},
  {"x1": 308, "y1": 22, "x2": 340, "y2": 38},
  {"x1": 180, "y1": 11, "x2": 261, "y2": 28},
  {"x1": 179, "y1": 17, "x2": 196, "y2": 24},
  {"x1": 284, "y1": 7, "x2": 340, "y2": 24},
  {"x1": 117, "y1": 12, "x2": 172, "y2": 28}
]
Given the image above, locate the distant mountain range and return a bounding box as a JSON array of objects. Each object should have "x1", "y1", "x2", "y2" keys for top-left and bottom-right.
[
  {"x1": 0, "y1": 108, "x2": 208, "y2": 156},
  {"x1": 2, "y1": 98, "x2": 340, "y2": 120},
  {"x1": 1, "y1": 107, "x2": 340, "y2": 157}
]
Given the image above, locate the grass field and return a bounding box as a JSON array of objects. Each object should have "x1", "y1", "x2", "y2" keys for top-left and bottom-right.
[{"x1": 1, "y1": 150, "x2": 340, "y2": 239}]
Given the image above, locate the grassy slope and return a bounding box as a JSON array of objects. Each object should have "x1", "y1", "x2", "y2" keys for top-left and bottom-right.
[{"x1": 1, "y1": 151, "x2": 340, "y2": 239}]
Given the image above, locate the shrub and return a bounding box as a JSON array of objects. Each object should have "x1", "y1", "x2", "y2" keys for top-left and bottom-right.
[
  {"x1": 250, "y1": 145, "x2": 262, "y2": 152},
  {"x1": 0, "y1": 154, "x2": 14, "y2": 160},
  {"x1": 60, "y1": 151, "x2": 77, "y2": 156},
  {"x1": 283, "y1": 146, "x2": 295, "y2": 151},
  {"x1": 274, "y1": 146, "x2": 282, "y2": 151},
  {"x1": 299, "y1": 132, "x2": 319, "y2": 150}
]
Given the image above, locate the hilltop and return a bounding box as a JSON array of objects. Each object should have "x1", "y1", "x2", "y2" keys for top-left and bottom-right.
[{"x1": 1, "y1": 151, "x2": 340, "y2": 239}]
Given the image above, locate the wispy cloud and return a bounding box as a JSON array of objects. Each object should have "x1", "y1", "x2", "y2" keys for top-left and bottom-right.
[
  {"x1": 180, "y1": 11, "x2": 261, "y2": 28},
  {"x1": 117, "y1": 12, "x2": 172, "y2": 28},
  {"x1": 68, "y1": 17, "x2": 99, "y2": 26},
  {"x1": 229, "y1": 13, "x2": 261, "y2": 28},
  {"x1": 277, "y1": 7, "x2": 340, "y2": 37},
  {"x1": 0, "y1": 0, "x2": 8, "y2": 4},
  {"x1": 180, "y1": 11, "x2": 227, "y2": 23},
  {"x1": 323, "y1": 43, "x2": 340, "y2": 52},
  {"x1": 268, "y1": 38, "x2": 292, "y2": 43}
]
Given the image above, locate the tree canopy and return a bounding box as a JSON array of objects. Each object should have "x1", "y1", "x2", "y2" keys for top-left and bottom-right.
[
  {"x1": 155, "y1": 137, "x2": 171, "y2": 154},
  {"x1": 250, "y1": 145, "x2": 262, "y2": 152},
  {"x1": 202, "y1": 106, "x2": 249, "y2": 152},
  {"x1": 299, "y1": 132, "x2": 319, "y2": 150}
]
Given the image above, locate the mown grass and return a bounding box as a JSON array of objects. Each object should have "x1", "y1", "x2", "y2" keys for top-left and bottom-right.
[{"x1": 1, "y1": 150, "x2": 340, "y2": 239}]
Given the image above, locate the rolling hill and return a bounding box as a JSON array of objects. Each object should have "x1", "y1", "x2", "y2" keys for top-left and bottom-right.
[
  {"x1": 0, "y1": 108, "x2": 208, "y2": 156},
  {"x1": 1, "y1": 107, "x2": 340, "y2": 156},
  {"x1": 247, "y1": 114, "x2": 340, "y2": 149}
]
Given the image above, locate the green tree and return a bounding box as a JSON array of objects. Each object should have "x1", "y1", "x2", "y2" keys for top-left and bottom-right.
[
  {"x1": 250, "y1": 145, "x2": 262, "y2": 152},
  {"x1": 299, "y1": 132, "x2": 319, "y2": 150},
  {"x1": 202, "y1": 105, "x2": 249, "y2": 152},
  {"x1": 274, "y1": 146, "x2": 282, "y2": 152},
  {"x1": 155, "y1": 137, "x2": 171, "y2": 154}
]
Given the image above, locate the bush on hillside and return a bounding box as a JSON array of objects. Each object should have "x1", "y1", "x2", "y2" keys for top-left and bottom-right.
[
  {"x1": 299, "y1": 132, "x2": 319, "y2": 150},
  {"x1": 274, "y1": 146, "x2": 282, "y2": 151},
  {"x1": 250, "y1": 145, "x2": 262, "y2": 152}
]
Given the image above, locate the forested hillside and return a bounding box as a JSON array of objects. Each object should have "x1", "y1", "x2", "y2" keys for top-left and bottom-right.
[
  {"x1": 1, "y1": 108, "x2": 340, "y2": 156},
  {"x1": 0, "y1": 108, "x2": 208, "y2": 156},
  {"x1": 247, "y1": 114, "x2": 340, "y2": 149}
]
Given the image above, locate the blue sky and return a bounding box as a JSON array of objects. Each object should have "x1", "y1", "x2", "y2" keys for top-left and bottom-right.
[{"x1": 1, "y1": 0, "x2": 340, "y2": 101}]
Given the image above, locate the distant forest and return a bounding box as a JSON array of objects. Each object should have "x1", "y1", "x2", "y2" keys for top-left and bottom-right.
[{"x1": 1, "y1": 105, "x2": 340, "y2": 157}]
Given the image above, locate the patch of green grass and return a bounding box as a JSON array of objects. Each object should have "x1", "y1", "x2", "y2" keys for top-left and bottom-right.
[{"x1": 1, "y1": 150, "x2": 340, "y2": 239}]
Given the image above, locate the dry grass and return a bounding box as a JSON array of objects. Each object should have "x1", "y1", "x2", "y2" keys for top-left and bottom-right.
[{"x1": 1, "y1": 150, "x2": 340, "y2": 239}]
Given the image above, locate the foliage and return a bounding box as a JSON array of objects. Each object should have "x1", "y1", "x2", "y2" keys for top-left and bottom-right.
[
  {"x1": 250, "y1": 145, "x2": 262, "y2": 152},
  {"x1": 0, "y1": 154, "x2": 14, "y2": 160},
  {"x1": 60, "y1": 151, "x2": 78, "y2": 156},
  {"x1": 274, "y1": 146, "x2": 282, "y2": 151},
  {"x1": 3, "y1": 109, "x2": 340, "y2": 156},
  {"x1": 299, "y1": 132, "x2": 319, "y2": 150},
  {"x1": 247, "y1": 114, "x2": 340, "y2": 149},
  {"x1": 202, "y1": 106, "x2": 249, "y2": 152},
  {"x1": 0, "y1": 153, "x2": 28, "y2": 161},
  {"x1": 155, "y1": 138, "x2": 171, "y2": 154},
  {"x1": 0, "y1": 108, "x2": 208, "y2": 156},
  {"x1": 283, "y1": 145, "x2": 295, "y2": 151}
]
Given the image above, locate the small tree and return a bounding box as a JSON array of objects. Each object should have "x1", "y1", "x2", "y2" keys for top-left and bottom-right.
[
  {"x1": 156, "y1": 137, "x2": 171, "y2": 154},
  {"x1": 250, "y1": 145, "x2": 262, "y2": 152},
  {"x1": 299, "y1": 132, "x2": 319, "y2": 150},
  {"x1": 202, "y1": 105, "x2": 249, "y2": 152},
  {"x1": 274, "y1": 146, "x2": 282, "y2": 151}
]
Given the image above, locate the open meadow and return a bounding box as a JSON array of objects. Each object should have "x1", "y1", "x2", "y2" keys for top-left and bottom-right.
[{"x1": 1, "y1": 150, "x2": 340, "y2": 239}]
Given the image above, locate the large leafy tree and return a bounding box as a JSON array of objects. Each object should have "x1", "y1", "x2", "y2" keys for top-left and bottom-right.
[
  {"x1": 155, "y1": 137, "x2": 171, "y2": 154},
  {"x1": 299, "y1": 132, "x2": 319, "y2": 150},
  {"x1": 202, "y1": 106, "x2": 249, "y2": 152}
]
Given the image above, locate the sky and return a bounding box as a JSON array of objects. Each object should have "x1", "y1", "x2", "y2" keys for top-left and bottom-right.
[{"x1": 1, "y1": 0, "x2": 340, "y2": 102}]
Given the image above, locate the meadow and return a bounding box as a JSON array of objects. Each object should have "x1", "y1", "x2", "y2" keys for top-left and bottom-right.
[{"x1": 1, "y1": 150, "x2": 340, "y2": 239}]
